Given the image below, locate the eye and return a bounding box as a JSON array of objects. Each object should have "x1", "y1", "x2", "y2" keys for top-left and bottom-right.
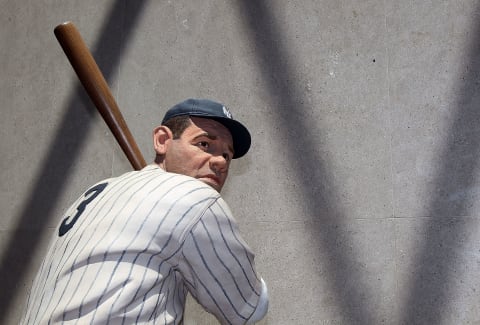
[{"x1": 197, "y1": 141, "x2": 210, "y2": 150}]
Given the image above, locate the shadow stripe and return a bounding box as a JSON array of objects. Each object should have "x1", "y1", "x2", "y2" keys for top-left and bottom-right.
[
  {"x1": 235, "y1": 1, "x2": 375, "y2": 324},
  {"x1": 400, "y1": 5, "x2": 480, "y2": 324},
  {"x1": 0, "y1": 1, "x2": 148, "y2": 323}
]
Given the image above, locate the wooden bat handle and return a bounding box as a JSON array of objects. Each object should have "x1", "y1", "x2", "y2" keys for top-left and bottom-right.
[{"x1": 54, "y1": 21, "x2": 147, "y2": 171}]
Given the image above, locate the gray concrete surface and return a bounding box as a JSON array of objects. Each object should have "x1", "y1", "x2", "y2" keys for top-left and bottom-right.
[{"x1": 1, "y1": 0, "x2": 480, "y2": 324}]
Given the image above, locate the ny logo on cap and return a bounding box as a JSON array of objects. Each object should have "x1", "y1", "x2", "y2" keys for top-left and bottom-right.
[{"x1": 222, "y1": 106, "x2": 233, "y2": 119}]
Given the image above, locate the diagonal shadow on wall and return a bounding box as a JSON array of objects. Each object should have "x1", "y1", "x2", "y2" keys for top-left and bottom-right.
[
  {"x1": 235, "y1": 1, "x2": 375, "y2": 324},
  {"x1": 400, "y1": 6, "x2": 480, "y2": 324},
  {"x1": 0, "y1": 1, "x2": 147, "y2": 322},
  {"x1": 237, "y1": 1, "x2": 480, "y2": 324}
]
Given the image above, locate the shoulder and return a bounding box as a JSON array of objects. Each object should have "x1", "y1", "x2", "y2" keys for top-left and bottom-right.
[
  {"x1": 138, "y1": 165, "x2": 223, "y2": 214},
  {"x1": 114, "y1": 164, "x2": 221, "y2": 197},
  {"x1": 98, "y1": 165, "x2": 226, "y2": 225}
]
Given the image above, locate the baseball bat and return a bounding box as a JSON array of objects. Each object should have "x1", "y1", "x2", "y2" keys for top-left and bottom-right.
[{"x1": 54, "y1": 21, "x2": 147, "y2": 171}]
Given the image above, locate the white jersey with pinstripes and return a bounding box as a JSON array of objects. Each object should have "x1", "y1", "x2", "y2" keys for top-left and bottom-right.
[{"x1": 22, "y1": 165, "x2": 263, "y2": 324}]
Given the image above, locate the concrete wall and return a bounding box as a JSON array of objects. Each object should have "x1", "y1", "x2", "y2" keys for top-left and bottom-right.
[{"x1": 2, "y1": 0, "x2": 480, "y2": 324}]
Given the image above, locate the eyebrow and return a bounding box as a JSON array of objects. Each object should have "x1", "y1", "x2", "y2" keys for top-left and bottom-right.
[{"x1": 195, "y1": 132, "x2": 216, "y2": 140}]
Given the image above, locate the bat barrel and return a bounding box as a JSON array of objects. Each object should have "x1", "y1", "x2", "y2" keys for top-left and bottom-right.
[{"x1": 54, "y1": 21, "x2": 147, "y2": 171}]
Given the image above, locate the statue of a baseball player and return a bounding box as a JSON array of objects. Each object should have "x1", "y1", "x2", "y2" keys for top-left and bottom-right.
[{"x1": 22, "y1": 98, "x2": 268, "y2": 324}]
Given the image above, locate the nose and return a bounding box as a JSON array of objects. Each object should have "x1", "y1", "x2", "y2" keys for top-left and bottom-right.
[{"x1": 210, "y1": 154, "x2": 229, "y2": 175}]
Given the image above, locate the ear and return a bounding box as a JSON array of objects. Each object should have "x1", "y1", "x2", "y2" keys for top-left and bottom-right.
[{"x1": 153, "y1": 126, "x2": 173, "y2": 155}]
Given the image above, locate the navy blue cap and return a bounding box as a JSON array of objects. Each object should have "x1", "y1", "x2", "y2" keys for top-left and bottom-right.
[{"x1": 162, "y1": 98, "x2": 251, "y2": 159}]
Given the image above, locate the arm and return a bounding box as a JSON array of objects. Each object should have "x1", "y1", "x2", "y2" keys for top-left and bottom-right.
[
  {"x1": 245, "y1": 278, "x2": 268, "y2": 324},
  {"x1": 180, "y1": 198, "x2": 268, "y2": 324}
]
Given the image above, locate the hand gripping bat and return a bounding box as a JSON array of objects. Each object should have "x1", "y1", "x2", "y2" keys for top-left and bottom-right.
[{"x1": 54, "y1": 21, "x2": 147, "y2": 171}]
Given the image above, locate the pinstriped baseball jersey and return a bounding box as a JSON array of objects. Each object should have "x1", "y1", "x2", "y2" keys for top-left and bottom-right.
[{"x1": 22, "y1": 165, "x2": 264, "y2": 324}]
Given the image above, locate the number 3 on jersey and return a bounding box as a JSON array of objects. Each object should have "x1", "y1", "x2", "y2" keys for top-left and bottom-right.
[{"x1": 58, "y1": 182, "x2": 108, "y2": 237}]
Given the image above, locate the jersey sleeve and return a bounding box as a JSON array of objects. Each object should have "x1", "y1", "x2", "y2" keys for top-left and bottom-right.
[{"x1": 179, "y1": 198, "x2": 267, "y2": 324}]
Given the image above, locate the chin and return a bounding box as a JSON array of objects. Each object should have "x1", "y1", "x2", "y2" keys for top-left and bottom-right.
[{"x1": 201, "y1": 180, "x2": 222, "y2": 192}]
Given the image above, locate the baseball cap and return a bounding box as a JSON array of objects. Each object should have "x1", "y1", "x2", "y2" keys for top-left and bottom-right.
[{"x1": 162, "y1": 98, "x2": 251, "y2": 159}]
